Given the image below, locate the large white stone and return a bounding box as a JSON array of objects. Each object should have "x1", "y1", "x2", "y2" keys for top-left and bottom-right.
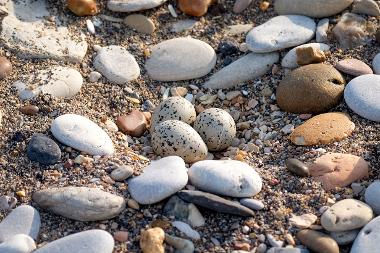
[
  {"x1": 108, "y1": 0, "x2": 168, "y2": 12},
  {"x1": 351, "y1": 216, "x2": 380, "y2": 253},
  {"x1": 344, "y1": 74, "x2": 380, "y2": 122},
  {"x1": 93, "y1": 45, "x2": 140, "y2": 84},
  {"x1": 0, "y1": 205, "x2": 40, "y2": 243},
  {"x1": 246, "y1": 15, "x2": 316, "y2": 53},
  {"x1": 33, "y1": 230, "x2": 114, "y2": 253},
  {"x1": 188, "y1": 160, "x2": 262, "y2": 197},
  {"x1": 128, "y1": 156, "x2": 188, "y2": 204},
  {"x1": 145, "y1": 37, "x2": 216, "y2": 81},
  {"x1": 281, "y1": 43, "x2": 330, "y2": 69},
  {"x1": 0, "y1": 234, "x2": 36, "y2": 253},
  {"x1": 51, "y1": 114, "x2": 114, "y2": 156},
  {"x1": 1, "y1": 0, "x2": 87, "y2": 62},
  {"x1": 14, "y1": 67, "x2": 83, "y2": 100},
  {"x1": 204, "y1": 52, "x2": 279, "y2": 89}
]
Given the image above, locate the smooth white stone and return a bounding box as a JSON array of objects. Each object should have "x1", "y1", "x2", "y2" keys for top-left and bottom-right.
[
  {"x1": 172, "y1": 221, "x2": 201, "y2": 240},
  {"x1": 0, "y1": 234, "x2": 36, "y2": 253},
  {"x1": 108, "y1": 0, "x2": 168, "y2": 12}
]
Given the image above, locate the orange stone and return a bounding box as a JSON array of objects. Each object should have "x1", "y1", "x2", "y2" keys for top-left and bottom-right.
[
  {"x1": 116, "y1": 110, "x2": 147, "y2": 137},
  {"x1": 67, "y1": 0, "x2": 98, "y2": 16},
  {"x1": 178, "y1": 0, "x2": 213, "y2": 17}
]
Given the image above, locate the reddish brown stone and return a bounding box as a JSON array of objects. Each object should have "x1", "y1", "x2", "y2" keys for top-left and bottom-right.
[
  {"x1": 0, "y1": 56, "x2": 12, "y2": 79},
  {"x1": 116, "y1": 110, "x2": 147, "y2": 137},
  {"x1": 19, "y1": 105, "x2": 39, "y2": 115}
]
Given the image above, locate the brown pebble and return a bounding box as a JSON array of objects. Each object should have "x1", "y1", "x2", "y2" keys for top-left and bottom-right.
[
  {"x1": 297, "y1": 229, "x2": 339, "y2": 253},
  {"x1": 259, "y1": 1, "x2": 270, "y2": 11},
  {"x1": 116, "y1": 110, "x2": 147, "y2": 137},
  {"x1": 19, "y1": 105, "x2": 39, "y2": 115},
  {"x1": 179, "y1": 0, "x2": 212, "y2": 17},
  {"x1": 296, "y1": 47, "x2": 326, "y2": 65},
  {"x1": 67, "y1": 0, "x2": 97, "y2": 16},
  {"x1": 114, "y1": 231, "x2": 129, "y2": 242},
  {"x1": 0, "y1": 56, "x2": 12, "y2": 79}
]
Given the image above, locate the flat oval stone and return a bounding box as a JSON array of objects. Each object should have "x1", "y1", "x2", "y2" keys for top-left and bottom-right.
[
  {"x1": 277, "y1": 64, "x2": 345, "y2": 114},
  {"x1": 193, "y1": 108, "x2": 236, "y2": 151},
  {"x1": 281, "y1": 43, "x2": 330, "y2": 69},
  {"x1": 27, "y1": 134, "x2": 61, "y2": 165},
  {"x1": 309, "y1": 153, "x2": 369, "y2": 191},
  {"x1": 188, "y1": 160, "x2": 262, "y2": 197},
  {"x1": 321, "y1": 199, "x2": 373, "y2": 232},
  {"x1": 351, "y1": 216, "x2": 380, "y2": 253},
  {"x1": 274, "y1": 0, "x2": 354, "y2": 18},
  {"x1": 33, "y1": 230, "x2": 114, "y2": 253},
  {"x1": 344, "y1": 74, "x2": 380, "y2": 122},
  {"x1": 0, "y1": 234, "x2": 36, "y2": 253},
  {"x1": 14, "y1": 67, "x2": 83, "y2": 100},
  {"x1": 124, "y1": 14, "x2": 155, "y2": 34},
  {"x1": 203, "y1": 52, "x2": 279, "y2": 89},
  {"x1": 335, "y1": 59, "x2": 373, "y2": 76},
  {"x1": 33, "y1": 187, "x2": 126, "y2": 221},
  {"x1": 128, "y1": 156, "x2": 188, "y2": 204},
  {"x1": 151, "y1": 120, "x2": 208, "y2": 163},
  {"x1": 93, "y1": 45, "x2": 140, "y2": 84},
  {"x1": 246, "y1": 15, "x2": 316, "y2": 53},
  {"x1": 297, "y1": 229, "x2": 339, "y2": 253},
  {"x1": 145, "y1": 37, "x2": 216, "y2": 81},
  {"x1": 285, "y1": 158, "x2": 309, "y2": 177},
  {"x1": 365, "y1": 181, "x2": 380, "y2": 215},
  {"x1": 151, "y1": 97, "x2": 196, "y2": 131},
  {"x1": 51, "y1": 114, "x2": 114, "y2": 156},
  {"x1": 0, "y1": 205, "x2": 41, "y2": 242},
  {"x1": 330, "y1": 229, "x2": 359, "y2": 245},
  {"x1": 290, "y1": 112, "x2": 355, "y2": 146},
  {"x1": 107, "y1": 0, "x2": 168, "y2": 12}
]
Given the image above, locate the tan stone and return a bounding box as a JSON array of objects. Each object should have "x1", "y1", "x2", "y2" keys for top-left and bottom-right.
[
  {"x1": 124, "y1": 14, "x2": 155, "y2": 34},
  {"x1": 276, "y1": 64, "x2": 345, "y2": 114},
  {"x1": 116, "y1": 110, "x2": 147, "y2": 137},
  {"x1": 290, "y1": 113, "x2": 355, "y2": 146},
  {"x1": 297, "y1": 229, "x2": 339, "y2": 253},
  {"x1": 296, "y1": 47, "x2": 326, "y2": 66},
  {"x1": 140, "y1": 227, "x2": 165, "y2": 253},
  {"x1": 309, "y1": 153, "x2": 369, "y2": 190}
]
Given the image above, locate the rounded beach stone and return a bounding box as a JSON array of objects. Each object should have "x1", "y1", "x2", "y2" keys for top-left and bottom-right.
[
  {"x1": 330, "y1": 229, "x2": 359, "y2": 245},
  {"x1": 0, "y1": 234, "x2": 36, "y2": 253},
  {"x1": 296, "y1": 229, "x2": 339, "y2": 253},
  {"x1": 285, "y1": 158, "x2": 309, "y2": 177},
  {"x1": 351, "y1": 216, "x2": 380, "y2": 253},
  {"x1": 188, "y1": 160, "x2": 262, "y2": 197},
  {"x1": 110, "y1": 165, "x2": 134, "y2": 181},
  {"x1": 128, "y1": 156, "x2": 188, "y2": 204},
  {"x1": 124, "y1": 14, "x2": 155, "y2": 34},
  {"x1": 309, "y1": 153, "x2": 369, "y2": 191},
  {"x1": 152, "y1": 120, "x2": 208, "y2": 163},
  {"x1": 178, "y1": 0, "x2": 212, "y2": 17},
  {"x1": 274, "y1": 0, "x2": 354, "y2": 18},
  {"x1": 33, "y1": 230, "x2": 114, "y2": 253},
  {"x1": 344, "y1": 74, "x2": 380, "y2": 122},
  {"x1": 193, "y1": 108, "x2": 236, "y2": 151},
  {"x1": 281, "y1": 43, "x2": 330, "y2": 69},
  {"x1": 290, "y1": 112, "x2": 355, "y2": 146},
  {"x1": 365, "y1": 181, "x2": 380, "y2": 215},
  {"x1": 0, "y1": 205, "x2": 41, "y2": 242},
  {"x1": 335, "y1": 59, "x2": 373, "y2": 76},
  {"x1": 245, "y1": 15, "x2": 316, "y2": 53},
  {"x1": 151, "y1": 96, "x2": 196, "y2": 131},
  {"x1": 321, "y1": 199, "x2": 373, "y2": 232},
  {"x1": 27, "y1": 134, "x2": 61, "y2": 165},
  {"x1": 93, "y1": 45, "x2": 140, "y2": 84},
  {"x1": 116, "y1": 110, "x2": 147, "y2": 137},
  {"x1": 107, "y1": 0, "x2": 168, "y2": 12},
  {"x1": 145, "y1": 37, "x2": 216, "y2": 81},
  {"x1": 276, "y1": 64, "x2": 345, "y2": 114},
  {"x1": 51, "y1": 114, "x2": 114, "y2": 156}
]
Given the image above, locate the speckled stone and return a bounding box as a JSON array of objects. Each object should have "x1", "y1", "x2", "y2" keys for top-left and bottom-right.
[
  {"x1": 335, "y1": 59, "x2": 373, "y2": 76},
  {"x1": 151, "y1": 97, "x2": 196, "y2": 131},
  {"x1": 321, "y1": 199, "x2": 373, "y2": 232},
  {"x1": 281, "y1": 43, "x2": 330, "y2": 69},
  {"x1": 274, "y1": 0, "x2": 354, "y2": 18},
  {"x1": 193, "y1": 108, "x2": 236, "y2": 151},
  {"x1": 151, "y1": 120, "x2": 208, "y2": 163},
  {"x1": 344, "y1": 74, "x2": 380, "y2": 122},
  {"x1": 351, "y1": 216, "x2": 380, "y2": 253},
  {"x1": 128, "y1": 156, "x2": 188, "y2": 204},
  {"x1": 108, "y1": 0, "x2": 168, "y2": 12},
  {"x1": 297, "y1": 229, "x2": 339, "y2": 253},
  {"x1": 290, "y1": 113, "x2": 355, "y2": 146},
  {"x1": 188, "y1": 160, "x2": 262, "y2": 197},
  {"x1": 246, "y1": 15, "x2": 316, "y2": 53},
  {"x1": 276, "y1": 64, "x2": 345, "y2": 114}
]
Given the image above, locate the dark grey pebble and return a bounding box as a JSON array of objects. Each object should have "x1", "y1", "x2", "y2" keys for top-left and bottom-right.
[{"x1": 27, "y1": 134, "x2": 61, "y2": 165}]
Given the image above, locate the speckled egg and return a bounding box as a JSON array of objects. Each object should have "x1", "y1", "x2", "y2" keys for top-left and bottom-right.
[
  {"x1": 151, "y1": 97, "x2": 196, "y2": 132},
  {"x1": 193, "y1": 108, "x2": 236, "y2": 151},
  {"x1": 151, "y1": 120, "x2": 208, "y2": 163}
]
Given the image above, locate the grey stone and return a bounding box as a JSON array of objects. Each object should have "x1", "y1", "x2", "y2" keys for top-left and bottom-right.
[
  {"x1": 344, "y1": 74, "x2": 380, "y2": 122},
  {"x1": 372, "y1": 53, "x2": 380, "y2": 74},
  {"x1": 1, "y1": 0, "x2": 87, "y2": 62},
  {"x1": 178, "y1": 190, "x2": 255, "y2": 216},
  {"x1": 203, "y1": 52, "x2": 279, "y2": 89},
  {"x1": 163, "y1": 196, "x2": 205, "y2": 227},
  {"x1": 128, "y1": 156, "x2": 188, "y2": 204},
  {"x1": 33, "y1": 230, "x2": 114, "y2": 253},
  {"x1": 239, "y1": 199, "x2": 265, "y2": 211},
  {"x1": 0, "y1": 205, "x2": 41, "y2": 242},
  {"x1": 172, "y1": 221, "x2": 200, "y2": 240},
  {"x1": 108, "y1": 0, "x2": 168, "y2": 12},
  {"x1": 145, "y1": 37, "x2": 216, "y2": 81},
  {"x1": 227, "y1": 24, "x2": 254, "y2": 35},
  {"x1": 93, "y1": 46, "x2": 140, "y2": 85},
  {"x1": 246, "y1": 15, "x2": 316, "y2": 53},
  {"x1": 51, "y1": 114, "x2": 114, "y2": 156},
  {"x1": 170, "y1": 20, "x2": 198, "y2": 33},
  {"x1": 281, "y1": 43, "x2": 330, "y2": 69},
  {"x1": 33, "y1": 187, "x2": 126, "y2": 221},
  {"x1": 110, "y1": 165, "x2": 134, "y2": 181},
  {"x1": 27, "y1": 134, "x2": 61, "y2": 165},
  {"x1": 330, "y1": 229, "x2": 359, "y2": 245},
  {"x1": 0, "y1": 234, "x2": 36, "y2": 253},
  {"x1": 165, "y1": 234, "x2": 195, "y2": 253},
  {"x1": 365, "y1": 181, "x2": 380, "y2": 215},
  {"x1": 351, "y1": 216, "x2": 380, "y2": 252},
  {"x1": 316, "y1": 19, "x2": 329, "y2": 43}
]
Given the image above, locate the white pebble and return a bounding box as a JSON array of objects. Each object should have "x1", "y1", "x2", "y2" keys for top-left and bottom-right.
[{"x1": 86, "y1": 19, "x2": 96, "y2": 35}]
